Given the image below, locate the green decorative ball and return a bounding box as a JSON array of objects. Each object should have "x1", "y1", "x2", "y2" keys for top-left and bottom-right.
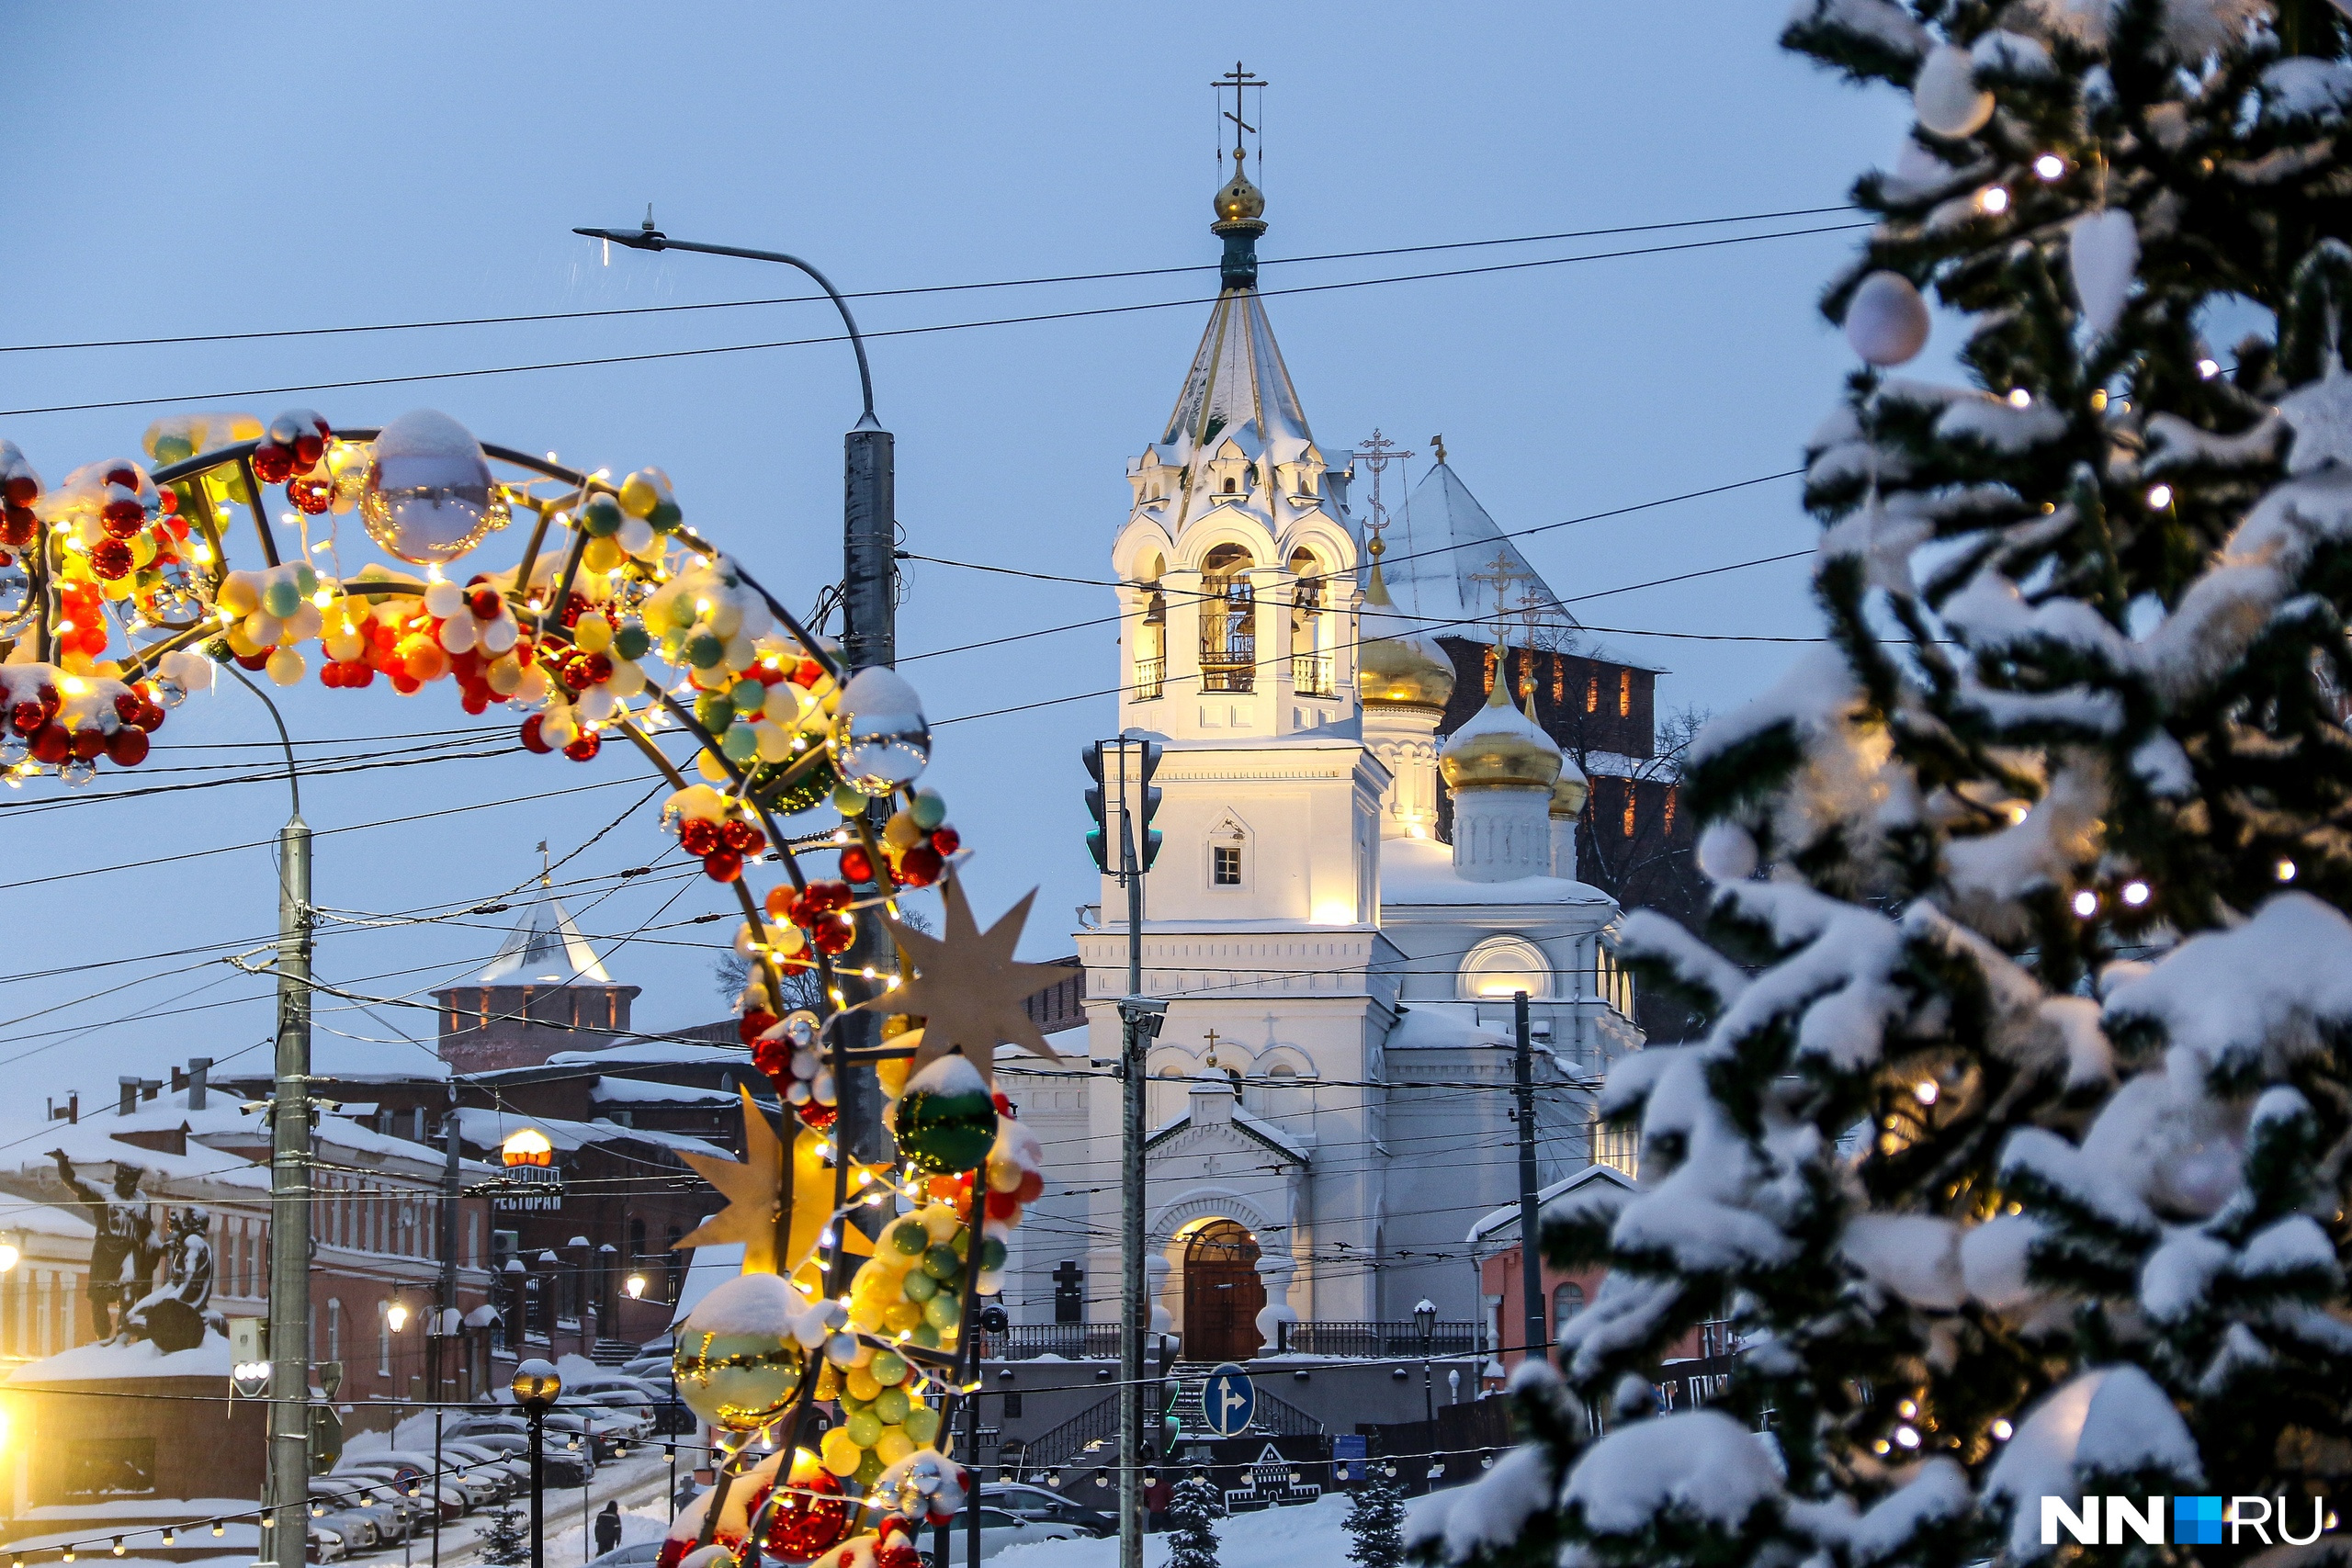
[
  {"x1": 889, "y1": 1220, "x2": 929, "y2": 1257},
  {"x1": 581, "y1": 495, "x2": 625, "y2": 537},
  {"x1": 614, "y1": 624, "x2": 651, "y2": 661},
  {"x1": 694, "y1": 693, "x2": 734, "y2": 734},
  {"x1": 896, "y1": 1084, "x2": 998, "y2": 1175}
]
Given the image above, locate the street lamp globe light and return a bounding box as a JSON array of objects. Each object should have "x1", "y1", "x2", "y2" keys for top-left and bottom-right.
[
  {"x1": 624, "y1": 1273, "x2": 647, "y2": 1300},
  {"x1": 511, "y1": 1358, "x2": 561, "y2": 1412},
  {"x1": 385, "y1": 1302, "x2": 409, "y2": 1334},
  {"x1": 1413, "y1": 1300, "x2": 1437, "y2": 1342}
]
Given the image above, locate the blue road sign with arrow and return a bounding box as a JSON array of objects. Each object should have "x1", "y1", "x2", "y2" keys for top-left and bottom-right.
[{"x1": 1202, "y1": 1363, "x2": 1256, "y2": 1437}]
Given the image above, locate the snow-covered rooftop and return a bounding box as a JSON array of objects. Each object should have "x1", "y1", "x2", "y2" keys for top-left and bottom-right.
[
  {"x1": 8, "y1": 1329, "x2": 232, "y2": 1384},
  {"x1": 589, "y1": 1077, "x2": 736, "y2": 1107},
  {"x1": 1154, "y1": 283, "x2": 1312, "y2": 471},
  {"x1": 447, "y1": 1106, "x2": 729, "y2": 1161},
  {"x1": 1466, "y1": 1162, "x2": 1637, "y2": 1247},
  {"x1": 1379, "y1": 835, "x2": 1613, "y2": 908},
  {"x1": 1382, "y1": 460, "x2": 1577, "y2": 641}
]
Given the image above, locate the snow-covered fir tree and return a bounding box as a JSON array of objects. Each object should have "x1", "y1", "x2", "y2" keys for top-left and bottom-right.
[
  {"x1": 477, "y1": 1506, "x2": 529, "y2": 1567},
  {"x1": 1347, "y1": 1458, "x2": 1408, "y2": 1568},
  {"x1": 1169, "y1": 1475, "x2": 1225, "y2": 1568},
  {"x1": 1413, "y1": 2, "x2": 2352, "y2": 1566}
]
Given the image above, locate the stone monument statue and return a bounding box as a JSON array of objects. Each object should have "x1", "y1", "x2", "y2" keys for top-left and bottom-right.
[
  {"x1": 120, "y1": 1205, "x2": 216, "y2": 1352},
  {"x1": 48, "y1": 1151, "x2": 155, "y2": 1340}
]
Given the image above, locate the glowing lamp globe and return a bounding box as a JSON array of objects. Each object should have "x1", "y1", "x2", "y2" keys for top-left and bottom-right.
[
  {"x1": 502, "y1": 1128, "x2": 554, "y2": 1168},
  {"x1": 673, "y1": 1273, "x2": 808, "y2": 1433},
  {"x1": 510, "y1": 1358, "x2": 562, "y2": 1412},
  {"x1": 360, "y1": 410, "x2": 510, "y2": 566}
]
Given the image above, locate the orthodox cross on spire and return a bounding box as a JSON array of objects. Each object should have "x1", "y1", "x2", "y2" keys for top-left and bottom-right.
[
  {"x1": 1352, "y1": 430, "x2": 1416, "y2": 558},
  {"x1": 1466, "y1": 548, "x2": 1532, "y2": 641},
  {"x1": 1214, "y1": 62, "x2": 1267, "y2": 172},
  {"x1": 537, "y1": 840, "x2": 551, "y2": 886}
]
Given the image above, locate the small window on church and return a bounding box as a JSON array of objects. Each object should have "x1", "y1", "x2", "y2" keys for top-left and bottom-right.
[
  {"x1": 1619, "y1": 669, "x2": 1632, "y2": 717},
  {"x1": 1214, "y1": 846, "x2": 1242, "y2": 886},
  {"x1": 1585, "y1": 676, "x2": 1599, "y2": 714},
  {"x1": 1223, "y1": 477, "x2": 1237, "y2": 494}
]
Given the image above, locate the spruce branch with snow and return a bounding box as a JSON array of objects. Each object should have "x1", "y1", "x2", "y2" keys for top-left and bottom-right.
[
  {"x1": 1169, "y1": 1475, "x2": 1226, "y2": 1568},
  {"x1": 1414, "y1": 3, "x2": 2352, "y2": 1567},
  {"x1": 1346, "y1": 1455, "x2": 1410, "y2": 1568}
]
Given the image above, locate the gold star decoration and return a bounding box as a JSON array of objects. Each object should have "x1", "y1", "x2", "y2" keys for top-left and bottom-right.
[
  {"x1": 673, "y1": 1088, "x2": 875, "y2": 1280},
  {"x1": 869, "y1": 878, "x2": 1067, "y2": 1087}
]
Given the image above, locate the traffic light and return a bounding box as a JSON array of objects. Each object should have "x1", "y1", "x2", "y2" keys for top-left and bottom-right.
[
  {"x1": 1081, "y1": 742, "x2": 1112, "y2": 874},
  {"x1": 1082, "y1": 740, "x2": 1168, "y2": 877}
]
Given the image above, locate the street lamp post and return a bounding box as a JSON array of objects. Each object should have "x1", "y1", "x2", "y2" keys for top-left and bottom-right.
[
  {"x1": 575, "y1": 209, "x2": 897, "y2": 1179},
  {"x1": 231, "y1": 667, "x2": 313, "y2": 1568},
  {"x1": 1414, "y1": 1301, "x2": 1437, "y2": 1427},
  {"x1": 512, "y1": 1359, "x2": 563, "y2": 1568}
]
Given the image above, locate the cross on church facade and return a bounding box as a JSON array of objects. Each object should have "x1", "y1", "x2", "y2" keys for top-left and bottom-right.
[{"x1": 1052, "y1": 1259, "x2": 1085, "y2": 1325}]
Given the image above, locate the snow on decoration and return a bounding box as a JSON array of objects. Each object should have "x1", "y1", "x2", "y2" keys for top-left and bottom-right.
[
  {"x1": 0, "y1": 411, "x2": 1033, "y2": 1551},
  {"x1": 1912, "y1": 44, "x2": 1993, "y2": 137},
  {"x1": 1419, "y1": 10, "x2": 2352, "y2": 1568},
  {"x1": 1842, "y1": 271, "x2": 1931, "y2": 366},
  {"x1": 2068, "y1": 209, "x2": 2139, "y2": 336}
]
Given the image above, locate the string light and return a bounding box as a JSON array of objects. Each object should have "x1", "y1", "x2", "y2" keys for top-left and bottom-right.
[
  {"x1": 2005, "y1": 389, "x2": 2032, "y2": 409},
  {"x1": 2196, "y1": 357, "x2": 2221, "y2": 378},
  {"x1": 2277, "y1": 858, "x2": 2298, "y2": 882},
  {"x1": 1913, "y1": 1080, "x2": 1939, "y2": 1106},
  {"x1": 1991, "y1": 1419, "x2": 2014, "y2": 1440},
  {"x1": 1977, "y1": 186, "x2": 2010, "y2": 215},
  {"x1": 2032, "y1": 153, "x2": 2065, "y2": 180},
  {"x1": 1894, "y1": 1426, "x2": 1922, "y2": 1449},
  {"x1": 2071, "y1": 889, "x2": 2098, "y2": 918},
  {"x1": 2120, "y1": 880, "x2": 2151, "y2": 907},
  {"x1": 2147, "y1": 484, "x2": 2174, "y2": 510}
]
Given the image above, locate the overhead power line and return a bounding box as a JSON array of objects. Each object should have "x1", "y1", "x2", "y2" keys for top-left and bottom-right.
[
  {"x1": 0, "y1": 222, "x2": 1868, "y2": 419},
  {"x1": 0, "y1": 204, "x2": 1858, "y2": 355}
]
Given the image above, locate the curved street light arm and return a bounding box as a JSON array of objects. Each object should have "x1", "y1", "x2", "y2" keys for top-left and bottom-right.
[
  {"x1": 572, "y1": 225, "x2": 876, "y2": 424},
  {"x1": 227, "y1": 663, "x2": 301, "y2": 819}
]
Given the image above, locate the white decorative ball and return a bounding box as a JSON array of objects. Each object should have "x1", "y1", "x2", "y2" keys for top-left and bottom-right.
[
  {"x1": 1913, "y1": 45, "x2": 1994, "y2": 139},
  {"x1": 1844, "y1": 271, "x2": 1932, "y2": 367},
  {"x1": 359, "y1": 410, "x2": 510, "y2": 567}
]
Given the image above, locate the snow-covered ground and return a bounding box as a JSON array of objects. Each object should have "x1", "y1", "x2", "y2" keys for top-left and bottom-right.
[{"x1": 989, "y1": 1494, "x2": 1441, "y2": 1568}]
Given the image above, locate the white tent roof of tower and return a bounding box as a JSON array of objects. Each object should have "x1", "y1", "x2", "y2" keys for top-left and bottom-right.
[
  {"x1": 1152, "y1": 283, "x2": 1314, "y2": 473},
  {"x1": 1381, "y1": 460, "x2": 1578, "y2": 641},
  {"x1": 476, "y1": 878, "x2": 614, "y2": 986}
]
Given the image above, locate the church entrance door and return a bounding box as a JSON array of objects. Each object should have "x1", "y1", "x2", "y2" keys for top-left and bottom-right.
[{"x1": 1182, "y1": 1220, "x2": 1265, "y2": 1364}]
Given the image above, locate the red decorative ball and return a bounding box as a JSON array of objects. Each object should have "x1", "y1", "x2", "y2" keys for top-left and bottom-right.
[
  {"x1": 798, "y1": 1101, "x2": 837, "y2": 1132},
  {"x1": 898, "y1": 845, "x2": 944, "y2": 887},
  {"x1": 468, "y1": 587, "x2": 504, "y2": 621},
  {"x1": 287, "y1": 475, "x2": 333, "y2": 515},
  {"x1": 89, "y1": 540, "x2": 132, "y2": 580},
  {"x1": 9, "y1": 703, "x2": 43, "y2": 737},
  {"x1": 562, "y1": 729, "x2": 603, "y2": 762},
  {"x1": 738, "y1": 1010, "x2": 779, "y2": 1047},
  {"x1": 931, "y1": 826, "x2": 960, "y2": 856},
  {"x1": 28, "y1": 724, "x2": 68, "y2": 764},
  {"x1": 810, "y1": 913, "x2": 855, "y2": 955},
  {"x1": 804, "y1": 880, "x2": 852, "y2": 916},
  {"x1": 69, "y1": 728, "x2": 105, "y2": 761},
  {"x1": 105, "y1": 728, "x2": 149, "y2": 767},
  {"x1": 100, "y1": 497, "x2": 145, "y2": 537},
  {"x1": 703, "y1": 849, "x2": 744, "y2": 883},
  {"x1": 1, "y1": 475, "x2": 35, "y2": 505},
  {"x1": 719, "y1": 818, "x2": 762, "y2": 853},
  {"x1": 0, "y1": 508, "x2": 35, "y2": 548},
  {"x1": 519, "y1": 715, "x2": 553, "y2": 754},
  {"x1": 764, "y1": 1472, "x2": 849, "y2": 1561},
  {"x1": 291, "y1": 432, "x2": 326, "y2": 468},
  {"x1": 101, "y1": 466, "x2": 137, "y2": 490},
  {"x1": 750, "y1": 1031, "x2": 791, "y2": 1077},
  {"x1": 678, "y1": 818, "x2": 721, "y2": 857},
  {"x1": 838, "y1": 844, "x2": 875, "y2": 884},
  {"x1": 249, "y1": 445, "x2": 294, "y2": 484},
  {"x1": 876, "y1": 1543, "x2": 922, "y2": 1568},
  {"x1": 233, "y1": 649, "x2": 271, "y2": 671},
  {"x1": 655, "y1": 1541, "x2": 685, "y2": 1568}
]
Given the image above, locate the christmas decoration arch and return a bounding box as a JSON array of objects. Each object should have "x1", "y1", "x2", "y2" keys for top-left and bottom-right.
[{"x1": 0, "y1": 409, "x2": 1056, "y2": 1566}]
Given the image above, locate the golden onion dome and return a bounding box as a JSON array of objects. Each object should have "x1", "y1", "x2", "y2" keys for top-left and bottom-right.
[
  {"x1": 1551, "y1": 755, "x2": 1589, "y2": 818},
  {"x1": 1440, "y1": 658, "x2": 1563, "y2": 791},
  {"x1": 1214, "y1": 152, "x2": 1266, "y2": 226},
  {"x1": 1357, "y1": 555, "x2": 1455, "y2": 709}
]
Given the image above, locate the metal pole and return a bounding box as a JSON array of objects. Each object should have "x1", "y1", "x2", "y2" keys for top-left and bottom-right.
[
  {"x1": 1514, "y1": 991, "x2": 1544, "y2": 1363},
  {"x1": 265, "y1": 810, "x2": 312, "y2": 1568},
  {"x1": 529, "y1": 1407, "x2": 546, "y2": 1568},
  {"x1": 1117, "y1": 741, "x2": 1146, "y2": 1568},
  {"x1": 964, "y1": 1392, "x2": 981, "y2": 1568},
  {"x1": 432, "y1": 1409, "x2": 442, "y2": 1568}
]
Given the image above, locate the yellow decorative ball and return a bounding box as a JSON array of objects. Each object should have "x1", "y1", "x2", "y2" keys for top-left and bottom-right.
[{"x1": 672, "y1": 1274, "x2": 808, "y2": 1434}]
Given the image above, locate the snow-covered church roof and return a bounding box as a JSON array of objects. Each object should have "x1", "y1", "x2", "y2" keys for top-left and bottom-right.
[
  {"x1": 1381, "y1": 458, "x2": 1579, "y2": 641},
  {"x1": 1153, "y1": 283, "x2": 1313, "y2": 471},
  {"x1": 476, "y1": 872, "x2": 613, "y2": 986}
]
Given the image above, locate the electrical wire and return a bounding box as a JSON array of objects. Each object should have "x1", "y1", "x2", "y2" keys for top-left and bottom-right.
[
  {"x1": 0, "y1": 222, "x2": 1869, "y2": 419},
  {"x1": 0, "y1": 203, "x2": 1859, "y2": 355}
]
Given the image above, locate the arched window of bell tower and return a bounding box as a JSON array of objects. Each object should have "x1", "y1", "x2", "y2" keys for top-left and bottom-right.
[
  {"x1": 1133, "y1": 554, "x2": 1167, "y2": 702},
  {"x1": 1286, "y1": 547, "x2": 1333, "y2": 698},
  {"x1": 1200, "y1": 545, "x2": 1255, "y2": 694}
]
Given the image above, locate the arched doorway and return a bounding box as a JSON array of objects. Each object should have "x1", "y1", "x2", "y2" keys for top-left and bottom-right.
[{"x1": 1182, "y1": 1220, "x2": 1265, "y2": 1364}]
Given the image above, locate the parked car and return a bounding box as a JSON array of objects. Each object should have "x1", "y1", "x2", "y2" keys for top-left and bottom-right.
[
  {"x1": 589, "y1": 1545, "x2": 666, "y2": 1568},
  {"x1": 619, "y1": 1357, "x2": 670, "y2": 1381},
  {"x1": 919, "y1": 1507, "x2": 1083, "y2": 1565},
  {"x1": 311, "y1": 1476, "x2": 412, "y2": 1540},
  {"x1": 443, "y1": 1441, "x2": 531, "y2": 1497},
  {"x1": 331, "y1": 1462, "x2": 463, "y2": 1514},
  {"x1": 303, "y1": 1506, "x2": 377, "y2": 1553},
  {"x1": 451, "y1": 1429, "x2": 593, "y2": 1488},
  {"x1": 978, "y1": 1484, "x2": 1116, "y2": 1538},
  {"x1": 308, "y1": 1523, "x2": 347, "y2": 1562},
  {"x1": 339, "y1": 1450, "x2": 505, "y2": 1509}
]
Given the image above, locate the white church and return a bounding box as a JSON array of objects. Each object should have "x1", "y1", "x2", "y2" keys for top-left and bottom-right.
[{"x1": 1004, "y1": 149, "x2": 1645, "y2": 1363}]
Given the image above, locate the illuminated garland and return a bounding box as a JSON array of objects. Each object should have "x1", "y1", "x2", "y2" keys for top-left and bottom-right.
[{"x1": 0, "y1": 407, "x2": 1055, "y2": 1567}]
